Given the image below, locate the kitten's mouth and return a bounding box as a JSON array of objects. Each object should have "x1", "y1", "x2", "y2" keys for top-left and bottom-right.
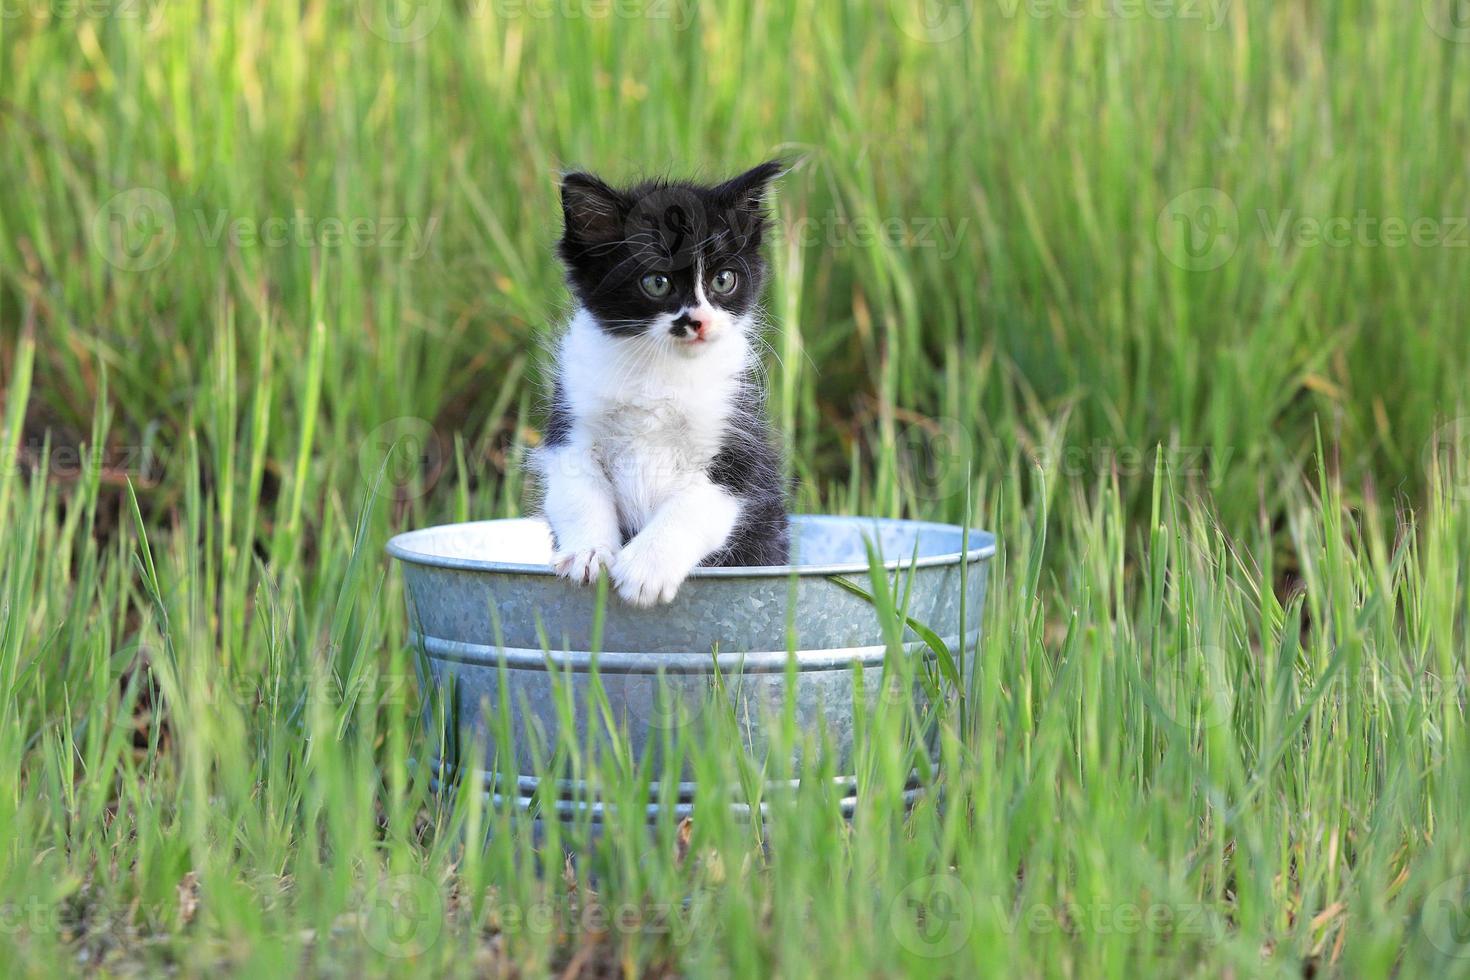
[
  {"x1": 672, "y1": 333, "x2": 714, "y2": 354},
  {"x1": 669, "y1": 324, "x2": 718, "y2": 350}
]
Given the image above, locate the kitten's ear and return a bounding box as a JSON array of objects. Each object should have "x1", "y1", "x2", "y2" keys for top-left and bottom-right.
[
  {"x1": 714, "y1": 159, "x2": 787, "y2": 213},
  {"x1": 560, "y1": 172, "x2": 626, "y2": 245}
]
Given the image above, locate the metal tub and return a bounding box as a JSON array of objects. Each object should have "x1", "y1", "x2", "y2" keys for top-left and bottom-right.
[{"x1": 388, "y1": 515, "x2": 995, "y2": 822}]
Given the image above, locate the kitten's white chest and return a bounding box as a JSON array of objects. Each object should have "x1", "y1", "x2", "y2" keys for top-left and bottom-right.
[
  {"x1": 559, "y1": 311, "x2": 745, "y2": 534},
  {"x1": 584, "y1": 388, "x2": 725, "y2": 533}
]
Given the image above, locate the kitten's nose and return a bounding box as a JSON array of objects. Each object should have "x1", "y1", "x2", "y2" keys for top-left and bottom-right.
[{"x1": 671, "y1": 312, "x2": 708, "y2": 340}]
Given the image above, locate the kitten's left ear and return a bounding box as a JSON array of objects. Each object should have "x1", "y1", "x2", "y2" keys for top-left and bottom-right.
[
  {"x1": 714, "y1": 159, "x2": 787, "y2": 213},
  {"x1": 560, "y1": 171, "x2": 628, "y2": 246}
]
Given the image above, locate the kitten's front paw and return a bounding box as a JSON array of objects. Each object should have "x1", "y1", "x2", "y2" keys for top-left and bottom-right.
[
  {"x1": 553, "y1": 545, "x2": 617, "y2": 585},
  {"x1": 611, "y1": 536, "x2": 692, "y2": 607}
]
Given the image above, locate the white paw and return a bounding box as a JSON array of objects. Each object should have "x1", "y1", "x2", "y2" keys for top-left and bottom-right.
[
  {"x1": 552, "y1": 545, "x2": 617, "y2": 585},
  {"x1": 612, "y1": 536, "x2": 693, "y2": 607}
]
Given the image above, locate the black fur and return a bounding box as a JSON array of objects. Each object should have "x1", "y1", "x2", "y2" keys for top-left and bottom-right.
[
  {"x1": 703, "y1": 370, "x2": 789, "y2": 567},
  {"x1": 550, "y1": 161, "x2": 791, "y2": 567}
]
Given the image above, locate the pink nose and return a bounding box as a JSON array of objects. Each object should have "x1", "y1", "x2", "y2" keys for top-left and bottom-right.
[
  {"x1": 688, "y1": 304, "x2": 719, "y2": 335},
  {"x1": 671, "y1": 311, "x2": 710, "y2": 340}
]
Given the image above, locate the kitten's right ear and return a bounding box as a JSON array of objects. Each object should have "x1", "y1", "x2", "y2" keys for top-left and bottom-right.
[
  {"x1": 714, "y1": 159, "x2": 788, "y2": 213},
  {"x1": 560, "y1": 172, "x2": 626, "y2": 246}
]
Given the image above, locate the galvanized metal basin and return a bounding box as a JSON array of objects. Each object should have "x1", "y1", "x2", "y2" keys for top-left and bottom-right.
[{"x1": 388, "y1": 515, "x2": 995, "y2": 822}]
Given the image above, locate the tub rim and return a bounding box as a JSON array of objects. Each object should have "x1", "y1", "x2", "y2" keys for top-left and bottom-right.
[{"x1": 387, "y1": 514, "x2": 996, "y2": 579}]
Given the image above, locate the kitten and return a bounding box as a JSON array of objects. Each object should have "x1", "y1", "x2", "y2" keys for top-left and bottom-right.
[{"x1": 535, "y1": 161, "x2": 790, "y2": 607}]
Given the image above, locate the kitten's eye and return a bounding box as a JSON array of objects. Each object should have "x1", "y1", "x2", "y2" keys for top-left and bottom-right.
[
  {"x1": 711, "y1": 269, "x2": 739, "y2": 295},
  {"x1": 640, "y1": 273, "x2": 672, "y2": 298}
]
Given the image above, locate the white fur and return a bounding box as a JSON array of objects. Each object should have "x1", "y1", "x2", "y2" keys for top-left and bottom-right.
[{"x1": 537, "y1": 306, "x2": 752, "y2": 606}]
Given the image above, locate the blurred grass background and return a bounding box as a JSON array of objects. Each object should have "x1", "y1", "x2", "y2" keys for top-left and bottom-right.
[
  {"x1": 1, "y1": 0, "x2": 1469, "y2": 976},
  {"x1": 5, "y1": 0, "x2": 1467, "y2": 525}
]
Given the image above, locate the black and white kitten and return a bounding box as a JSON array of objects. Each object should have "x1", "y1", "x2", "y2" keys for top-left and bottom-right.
[{"x1": 536, "y1": 161, "x2": 789, "y2": 606}]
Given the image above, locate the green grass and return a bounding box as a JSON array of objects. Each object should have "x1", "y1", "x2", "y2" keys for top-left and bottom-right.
[{"x1": 2, "y1": 1, "x2": 1469, "y2": 975}]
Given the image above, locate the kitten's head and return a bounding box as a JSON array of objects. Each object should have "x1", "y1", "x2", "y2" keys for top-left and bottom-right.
[{"x1": 557, "y1": 161, "x2": 784, "y2": 355}]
